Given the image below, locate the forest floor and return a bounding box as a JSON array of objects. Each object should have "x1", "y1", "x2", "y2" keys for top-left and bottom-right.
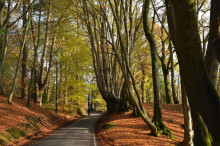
[
  {"x1": 0, "y1": 96, "x2": 82, "y2": 146},
  {"x1": 96, "y1": 103, "x2": 184, "y2": 146}
]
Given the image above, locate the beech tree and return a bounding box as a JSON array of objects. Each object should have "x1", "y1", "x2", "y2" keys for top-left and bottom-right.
[
  {"x1": 169, "y1": 0, "x2": 220, "y2": 144},
  {"x1": 143, "y1": 0, "x2": 172, "y2": 136},
  {"x1": 205, "y1": 0, "x2": 219, "y2": 89},
  {"x1": 83, "y1": 6, "x2": 129, "y2": 114},
  {"x1": 79, "y1": 0, "x2": 160, "y2": 135}
]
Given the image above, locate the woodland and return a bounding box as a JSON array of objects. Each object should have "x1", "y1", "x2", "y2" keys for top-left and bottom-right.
[{"x1": 0, "y1": 0, "x2": 219, "y2": 145}]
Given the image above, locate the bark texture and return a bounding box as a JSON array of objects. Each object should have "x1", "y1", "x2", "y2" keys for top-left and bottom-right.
[
  {"x1": 205, "y1": 0, "x2": 219, "y2": 88},
  {"x1": 21, "y1": 0, "x2": 28, "y2": 100},
  {"x1": 171, "y1": 0, "x2": 220, "y2": 143},
  {"x1": 143, "y1": 0, "x2": 172, "y2": 137},
  {"x1": 181, "y1": 84, "x2": 193, "y2": 146}
]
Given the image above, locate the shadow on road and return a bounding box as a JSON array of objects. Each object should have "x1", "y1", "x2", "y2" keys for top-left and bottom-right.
[{"x1": 32, "y1": 112, "x2": 103, "y2": 146}]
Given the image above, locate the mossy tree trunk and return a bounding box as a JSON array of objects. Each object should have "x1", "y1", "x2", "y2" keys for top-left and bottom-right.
[
  {"x1": 191, "y1": 105, "x2": 212, "y2": 146},
  {"x1": 165, "y1": 0, "x2": 212, "y2": 144},
  {"x1": 159, "y1": 55, "x2": 172, "y2": 104},
  {"x1": 170, "y1": 0, "x2": 220, "y2": 144},
  {"x1": 143, "y1": 0, "x2": 172, "y2": 136},
  {"x1": 161, "y1": 66, "x2": 172, "y2": 104},
  {"x1": 158, "y1": 35, "x2": 173, "y2": 104}
]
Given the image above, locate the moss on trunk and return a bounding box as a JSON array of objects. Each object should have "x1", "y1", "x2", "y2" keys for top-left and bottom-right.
[{"x1": 171, "y1": 0, "x2": 220, "y2": 143}]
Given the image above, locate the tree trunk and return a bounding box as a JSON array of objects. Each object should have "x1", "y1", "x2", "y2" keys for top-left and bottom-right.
[
  {"x1": 105, "y1": 99, "x2": 120, "y2": 114},
  {"x1": 56, "y1": 60, "x2": 58, "y2": 113},
  {"x1": 0, "y1": 81, "x2": 5, "y2": 95},
  {"x1": 181, "y1": 81, "x2": 193, "y2": 146},
  {"x1": 21, "y1": 0, "x2": 28, "y2": 100},
  {"x1": 143, "y1": 0, "x2": 172, "y2": 136},
  {"x1": 35, "y1": 84, "x2": 41, "y2": 105},
  {"x1": 27, "y1": 64, "x2": 34, "y2": 108},
  {"x1": 143, "y1": 0, "x2": 163, "y2": 119},
  {"x1": 46, "y1": 78, "x2": 50, "y2": 104},
  {"x1": 64, "y1": 74, "x2": 68, "y2": 105},
  {"x1": 169, "y1": 42, "x2": 179, "y2": 104},
  {"x1": 104, "y1": 88, "x2": 129, "y2": 115},
  {"x1": 216, "y1": 0, "x2": 220, "y2": 19},
  {"x1": 39, "y1": 0, "x2": 51, "y2": 86},
  {"x1": 8, "y1": 45, "x2": 23, "y2": 103},
  {"x1": 191, "y1": 105, "x2": 211, "y2": 146},
  {"x1": 205, "y1": 0, "x2": 219, "y2": 89},
  {"x1": 161, "y1": 61, "x2": 172, "y2": 104},
  {"x1": 0, "y1": 4, "x2": 7, "y2": 96},
  {"x1": 141, "y1": 64, "x2": 146, "y2": 103},
  {"x1": 8, "y1": 20, "x2": 29, "y2": 103},
  {"x1": 30, "y1": 2, "x2": 39, "y2": 105},
  {"x1": 170, "y1": 0, "x2": 220, "y2": 143}
]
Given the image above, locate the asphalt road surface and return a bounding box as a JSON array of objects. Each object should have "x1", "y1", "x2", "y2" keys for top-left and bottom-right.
[{"x1": 32, "y1": 112, "x2": 103, "y2": 146}]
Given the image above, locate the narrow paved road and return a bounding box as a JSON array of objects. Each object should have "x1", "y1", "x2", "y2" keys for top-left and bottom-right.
[{"x1": 32, "y1": 112, "x2": 102, "y2": 146}]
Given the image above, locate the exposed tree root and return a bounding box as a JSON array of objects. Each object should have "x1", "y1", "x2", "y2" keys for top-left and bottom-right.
[{"x1": 153, "y1": 119, "x2": 176, "y2": 140}]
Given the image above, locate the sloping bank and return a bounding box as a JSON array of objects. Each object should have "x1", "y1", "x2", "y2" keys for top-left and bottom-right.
[
  {"x1": 95, "y1": 103, "x2": 184, "y2": 145},
  {"x1": 0, "y1": 96, "x2": 81, "y2": 146}
]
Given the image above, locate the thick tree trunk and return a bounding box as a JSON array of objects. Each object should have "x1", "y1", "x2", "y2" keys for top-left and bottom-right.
[
  {"x1": 205, "y1": 0, "x2": 219, "y2": 89},
  {"x1": 216, "y1": 0, "x2": 220, "y2": 19},
  {"x1": 143, "y1": 0, "x2": 162, "y2": 116},
  {"x1": 191, "y1": 105, "x2": 211, "y2": 146},
  {"x1": 105, "y1": 90, "x2": 129, "y2": 115},
  {"x1": 105, "y1": 99, "x2": 120, "y2": 114},
  {"x1": 171, "y1": 0, "x2": 220, "y2": 143}
]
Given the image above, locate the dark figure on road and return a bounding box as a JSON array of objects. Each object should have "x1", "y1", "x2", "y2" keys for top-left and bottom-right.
[{"x1": 88, "y1": 109, "x2": 91, "y2": 116}]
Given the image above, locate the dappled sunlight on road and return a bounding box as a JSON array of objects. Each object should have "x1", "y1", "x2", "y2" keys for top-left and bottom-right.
[{"x1": 32, "y1": 113, "x2": 103, "y2": 146}]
